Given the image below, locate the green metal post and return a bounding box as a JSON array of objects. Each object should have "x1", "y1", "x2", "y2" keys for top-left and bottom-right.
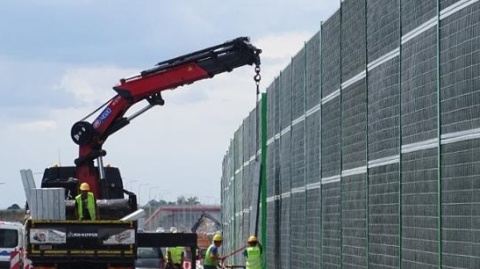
[
  {"x1": 232, "y1": 135, "x2": 237, "y2": 265},
  {"x1": 260, "y1": 93, "x2": 268, "y2": 269}
]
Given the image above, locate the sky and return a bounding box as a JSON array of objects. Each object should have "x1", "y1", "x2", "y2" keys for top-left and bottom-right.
[{"x1": 0, "y1": 1, "x2": 339, "y2": 209}]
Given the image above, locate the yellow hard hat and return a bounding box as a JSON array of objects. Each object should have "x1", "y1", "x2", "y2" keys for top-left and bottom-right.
[
  {"x1": 79, "y1": 182, "x2": 90, "y2": 191},
  {"x1": 213, "y1": 234, "x2": 223, "y2": 242},
  {"x1": 248, "y1": 235, "x2": 257, "y2": 243}
]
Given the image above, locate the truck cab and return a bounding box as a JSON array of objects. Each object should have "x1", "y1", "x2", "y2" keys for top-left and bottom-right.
[{"x1": 0, "y1": 221, "x2": 23, "y2": 269}]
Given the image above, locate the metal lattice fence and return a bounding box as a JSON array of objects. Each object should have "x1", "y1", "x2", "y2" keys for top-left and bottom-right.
[{"x1": 221, "y1": 1, "x2": 480, "y2": 268}]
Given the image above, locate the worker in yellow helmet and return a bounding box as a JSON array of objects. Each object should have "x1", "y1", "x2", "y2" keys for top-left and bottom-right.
[
  {"x1": 203, "y1": 234, "x2": 225, "y2": 269},
  {"x1": 74, "y1": 182, "x2": 99, "y2": 220},
  {"x1": 243, "y1": 235, "x2": 262, "y2": 269}
]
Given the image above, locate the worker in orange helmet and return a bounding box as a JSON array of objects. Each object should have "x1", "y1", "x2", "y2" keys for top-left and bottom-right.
[
  {"x1": 74, "y1": 182, "x2": 99, "y2": 220},
  {"x1": 243, "y1": 235, "x2": 262, "y2": 269}
]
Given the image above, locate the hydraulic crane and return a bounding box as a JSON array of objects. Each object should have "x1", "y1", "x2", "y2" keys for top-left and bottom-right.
[
  {"x1": 26, "y1": 37, "x2": 261, "y2": 269},
  {"x1": 68, "y1": 37, "x2": 261, "y2": 199}
]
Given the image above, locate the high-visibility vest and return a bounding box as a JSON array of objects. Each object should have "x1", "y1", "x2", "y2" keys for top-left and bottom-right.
[
  {"x1": 245, "y1": 246, "x2": 261, "y2": 269},
  {"x1": 204, "y1": 244, "x2": 217, "y2": 266},
  {"x1": 167, "y1": 246, "x2": 184, "y2": 264},
  {"x1": 75, "y1": 193, "x2": 96, "y2": 220}
]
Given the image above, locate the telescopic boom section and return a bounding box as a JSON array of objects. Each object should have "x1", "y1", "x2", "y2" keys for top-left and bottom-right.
[
  {"x1": 72, "y1": 37, "x2": 261, "y2": 198},
  {"x1": 115, "y1": 37, "x2": 261, "y2": 101}
]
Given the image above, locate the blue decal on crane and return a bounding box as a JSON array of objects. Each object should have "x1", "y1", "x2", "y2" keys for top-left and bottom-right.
[{"x1": 93, "y1": 107, "x2": 112, "y2": 129}]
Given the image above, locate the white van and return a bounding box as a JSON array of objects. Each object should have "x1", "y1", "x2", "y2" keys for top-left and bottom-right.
[{"x1": 0, "y1": 221, "x2": 23, "y2": 269}]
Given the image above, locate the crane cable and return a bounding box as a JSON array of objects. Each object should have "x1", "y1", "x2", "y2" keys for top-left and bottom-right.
[
  {"x1": 220, "y1": 58, "x2": 261, "y2": 269},
  {"x1": 254, "y1": 64, "x2": 261, "y2": 161}
]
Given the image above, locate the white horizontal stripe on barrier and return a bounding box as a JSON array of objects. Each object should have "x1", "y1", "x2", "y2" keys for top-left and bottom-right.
[
  {"x1": 401, "y1": 17, "x2": 437, "y2": 44},
  {"x1": 280, "y1": 192, "x2": 291, "y2": 199},
  {"x1": 341, "y1": 166, "x2": 367, "y2": 177},
  {"x1": 321, "y1": 89, "x2": 340, "y2": 105},
  {"x1": 322, "y1": 175, "x2": 341, "y2": 185},
  {"x1": 281, "y1": 126, "x2": 291, "y2": 136},
  {"x1": 368, "y1": 155, "x2": 400, "y2": 168},
  {"x1": 441, "y1": 127, "x2": 480, "y2": 145},
  {"x1": 291, "y1": 187, "x2": 305, "y2": 194},
  {"x1": 242, "y1": 155, "x2": 257, "y2": 168},
  {"x1": 306, "y1": 104, "x2": 321, "y2": 117},
  {"x1": 440, "y1": 0, "x2": 479, "y2": 19},
  {"x1": 267, "y1": 137, "x2": 274, "y2": 145},
  {"x1": 367, "y1": 48, "x2": 400, "y2": 71},
  {"x1": 401, "y1": 138, "x2": 438, "y2": 153},
  {"x1": 266, "y1": 195, "x2": 281, "y2": 202},
  {"x1": 292, "y1": 115, "x2": 306, "y2": 126},
  {"x1": 341, "y1": 70, "x2": 366, "y2": 89},
  {"x1": 306, "y1": 182, "x2": 321, "y2": 190}
]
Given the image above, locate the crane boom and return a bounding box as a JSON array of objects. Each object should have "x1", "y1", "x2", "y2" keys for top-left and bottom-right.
[{"x1": 69, "y1": 37, "x2": 261, "y2": 198}]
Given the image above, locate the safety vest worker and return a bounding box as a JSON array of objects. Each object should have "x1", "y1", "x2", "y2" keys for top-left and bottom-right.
[
  {"x1": 204, "y1": 234, "x2": 224, "y2": 269},
  {"x1": 74, "y1": 182, "x2": 98, "y2": 220},
  {"x1": 166, "y1": 245, "x2": 184, "y2": 268},
  {"x1": 243, "y1": 235, "x2": 262, "y2": 269}
]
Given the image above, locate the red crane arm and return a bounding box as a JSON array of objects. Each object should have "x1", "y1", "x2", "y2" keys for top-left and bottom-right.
[{"x1": 70, "y1": 37, "x2": 261, "y2": 198}]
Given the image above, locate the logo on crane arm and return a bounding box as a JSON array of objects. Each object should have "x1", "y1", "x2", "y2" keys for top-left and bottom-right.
[{"x1": 93, "y1": 107, "x2": 112, "y2": 129}]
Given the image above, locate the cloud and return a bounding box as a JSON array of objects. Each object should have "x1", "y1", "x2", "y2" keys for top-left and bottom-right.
[
  {"x1": 0, "y1": 59, "x2": 73, "y2": 110},
  {"x1": 253, "y1": 32, "x2": 313, "y2": 84},
  {"x1": 255, "y1": 32, "x2": 311, "y2": 60},
  {"x1": 0, "y1": 1, "x2": 341, "y2": 208},
  {"x1": 54, "y1": 66, "x2": 138, "y2": 107},
  {"x1": 9, "y1": 120, "x2": 57, "y2": 132},
  {"x1": 0, "y1": 30, "x2": 314, "y2": 207}
]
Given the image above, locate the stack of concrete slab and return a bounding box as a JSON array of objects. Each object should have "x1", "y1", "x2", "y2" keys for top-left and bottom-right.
[
  {"x1": 28, "y1": 188, "x2": 66, "y2": 220},
  {"x1": 21, "y1": 169, "x2": 65, "y2": 220}
]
